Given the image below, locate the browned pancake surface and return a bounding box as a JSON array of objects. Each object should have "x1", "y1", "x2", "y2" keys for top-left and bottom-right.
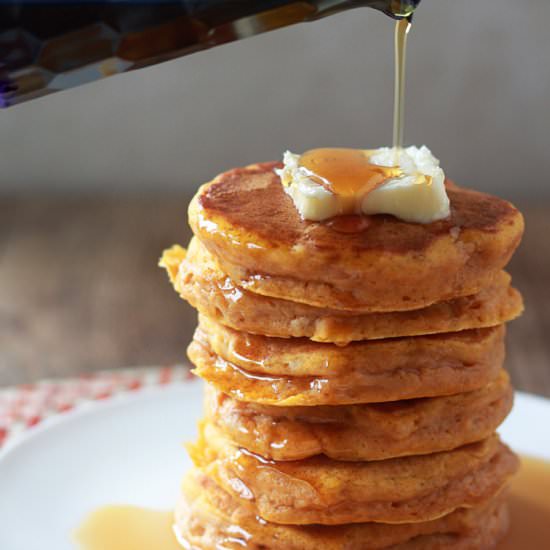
[
  {"x1": 189, "y1": 163, "x2": 524, "y2": 312},
  {"x1": 196, "y1": 163, "x2": 516, "y2": 253}
]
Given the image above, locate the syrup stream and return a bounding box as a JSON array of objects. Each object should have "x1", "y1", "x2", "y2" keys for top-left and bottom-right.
[{"x1": 393, "y1": 18, "x2": 411, "y2": 162}]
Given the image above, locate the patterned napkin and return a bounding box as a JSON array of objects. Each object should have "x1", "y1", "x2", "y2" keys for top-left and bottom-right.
[{"x1": 0, "y1": 366, "x2": 193, "y2": 449}]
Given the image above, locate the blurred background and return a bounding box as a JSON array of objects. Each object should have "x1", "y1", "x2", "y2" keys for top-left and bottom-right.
[{"x1": 0, "y1": 0, "x2": 549, "y2": 394}]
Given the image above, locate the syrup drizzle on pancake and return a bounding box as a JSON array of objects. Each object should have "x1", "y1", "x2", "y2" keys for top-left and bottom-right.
[{"x1": 326, "y1": 214, "x2": 372, "y2": 233}]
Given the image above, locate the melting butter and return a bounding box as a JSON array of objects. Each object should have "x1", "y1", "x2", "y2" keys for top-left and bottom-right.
[
  {"x1": 277, "y1": 146, "x2": 450, "y2": 224},
  {"x1": 298, "y1": 148, "x2": 403, "y2": 197}
]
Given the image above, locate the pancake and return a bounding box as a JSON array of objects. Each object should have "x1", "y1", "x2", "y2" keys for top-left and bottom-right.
[
  {"x1": 188, "y1": 162, "x2": 524, "y2": 313},
  {"x1": 203, "y1": 371, "x2": 513, "y2": 461},
  {"x1": 188, "y1": 422, "x2": 518, "y2": 525},
  {"x1": 175, "y1": 470, "x2": 509, "y2": 550},
  {"x1": 161, "y1": 241, "x2": 523, "y2": 344},
  {"x1": 196, "y1": 314, "x2": 504, "y2": 377},
  {"x1": 188, "y1": 337, "x2": 504, "y2": 406}
]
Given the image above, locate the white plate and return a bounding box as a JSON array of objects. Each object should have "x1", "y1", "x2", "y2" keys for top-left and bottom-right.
[{"x1": 0, "y1": 381, "x2": 549, "y2": 550}]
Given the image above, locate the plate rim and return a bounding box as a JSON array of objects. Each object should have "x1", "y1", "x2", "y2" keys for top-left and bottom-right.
[{"x1": 0, "y1": 378, "x2": 197, "y2": 461}]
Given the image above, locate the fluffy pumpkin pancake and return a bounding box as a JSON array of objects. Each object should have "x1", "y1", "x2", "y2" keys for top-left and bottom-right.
[
  {"x1": 175, "y1": 470, "x2": 509, "y2": 550},
  {"x1": 188, "y1": 162, "x2": 523, "y2": 313},
  {"x1": 188, "y1": 337, "x2": 504, "y2": 405},
  {"x1": 161, "y1": 241, "x2": 523, "y2": 344},
  {"x1": 203, "y1": 372, "x2": 513, "y2": 461},
  {"x1": 188, "y1": 422, "x2": 518, "y2": 525},
  {"x1": 196, "y1": 314, "x2": 504, "y2": 377}
]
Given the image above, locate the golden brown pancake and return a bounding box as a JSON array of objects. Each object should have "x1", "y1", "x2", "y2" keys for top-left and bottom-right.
[
  {"x1": 188, "y1": 162, "x2": 524, "y2": 313},
  {"x1": 175, "y1": 470, "x2": 509, "y2": 550},
  {"x1": 161, "y1": 241, "x2": 523, "y2": 344},
  {"x1": 192, "y1": 316, "x2": 506, "y2": 405},
  {"x1": 196, "y1": 315, "x2": 505, "y2": 378},
  {"x1": 203, "y1": 372, "x2": 513, "y2": 461},
  {"x1": 188, "y1": 422, "x2": 518, "y2": 525},
  {"x1": 188, "y1": 337, "x2": 504, "y2": 406}
]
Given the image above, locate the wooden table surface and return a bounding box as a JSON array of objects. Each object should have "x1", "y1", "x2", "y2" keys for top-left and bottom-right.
[{"x1": 1, "y1": 197, "x2": 549, "y2": 397}]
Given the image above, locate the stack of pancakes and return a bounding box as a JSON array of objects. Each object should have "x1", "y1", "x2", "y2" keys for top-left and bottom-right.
[{"x1": 161, "y1": 162, "x2": 524, "y2": 549}]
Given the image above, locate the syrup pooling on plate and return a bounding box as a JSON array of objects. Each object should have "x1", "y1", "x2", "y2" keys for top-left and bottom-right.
[
  {"x1": 497, "y1": 456, "x2": 550, "y2": 549},
  {"x1": 74, "y1": 458, "x2": 550, "y2": 549},
  {"x1": 74, "y1": 506, "x2": 181, "y2": 550},
  {"x1": 298, "y1": 148, "x2": 403, "y2": 198}
]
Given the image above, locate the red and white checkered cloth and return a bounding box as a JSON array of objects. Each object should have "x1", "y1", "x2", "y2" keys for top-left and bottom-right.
[{"x1": 0, "y1": 366, "x2": 194, "y2": 449}]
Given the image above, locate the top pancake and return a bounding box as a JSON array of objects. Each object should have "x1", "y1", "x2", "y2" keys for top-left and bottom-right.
[{"x1": 189, "y1": 162, "x2": 524, "y2": 312}]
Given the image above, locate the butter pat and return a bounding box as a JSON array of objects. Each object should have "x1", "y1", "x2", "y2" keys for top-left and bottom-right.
[
  {"x1": 278, "y1": 151, "x2": 351, "y2": 221},
  {"x1": 277, "y1": 146, "x2": 450, "y2": 224},
  {"x1": 364, "y1": 146, "x2": 450, "y2": 223}
]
